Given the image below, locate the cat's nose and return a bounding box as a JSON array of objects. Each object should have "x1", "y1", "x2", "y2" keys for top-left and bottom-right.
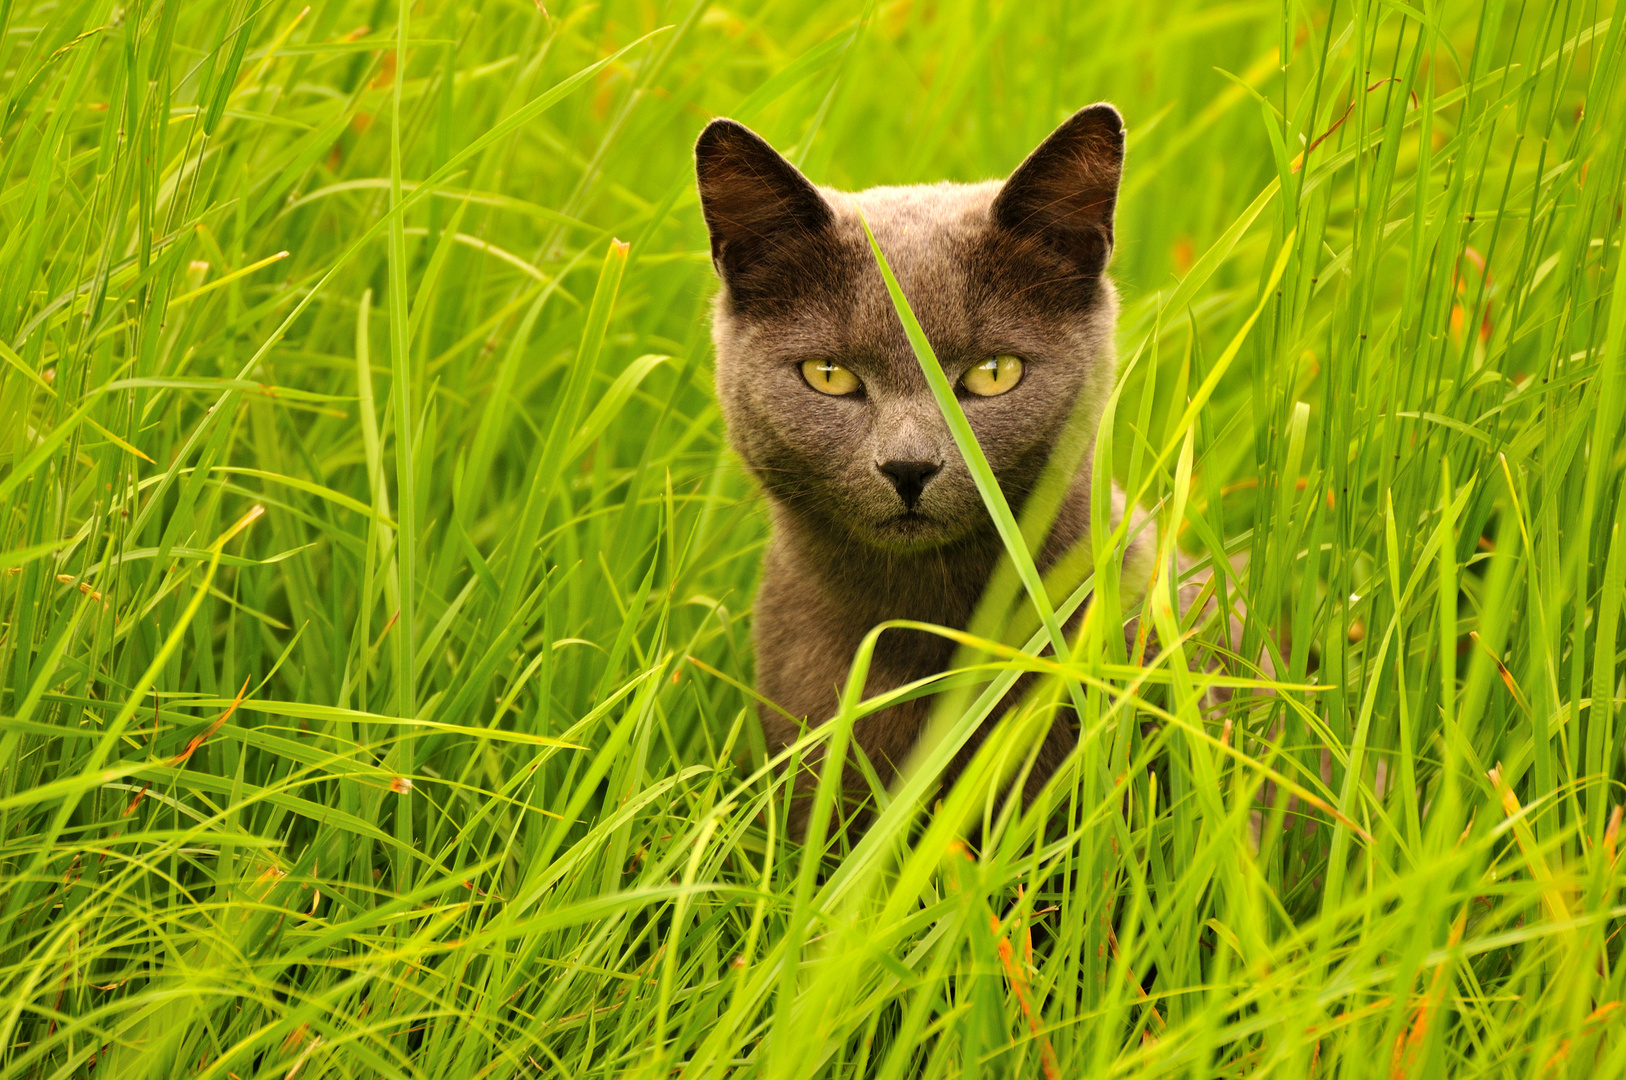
[{"x1": 878, "y1": 459, "x2": 941, "y2": 510}]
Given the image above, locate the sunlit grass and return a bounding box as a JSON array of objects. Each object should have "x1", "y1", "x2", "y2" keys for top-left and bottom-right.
[{"x1": 1, "y1": 1, "x2": 1623, "y2": 1077}]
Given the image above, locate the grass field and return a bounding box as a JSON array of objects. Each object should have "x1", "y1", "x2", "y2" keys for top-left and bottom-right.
[{"x1": 2, "y1": 0, "x2": 1624, "y2": 1076}]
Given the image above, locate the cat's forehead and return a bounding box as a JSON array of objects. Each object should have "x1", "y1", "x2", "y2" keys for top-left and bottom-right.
[
  {"x1": 831, "y1": 181, "x2": 1001, "y2": 232},
  {"x1": 823, "y1": 181, "x2": 1001, "y2": 270},
  {"x1": 814, "y1": 180, "x2": 1080, "y2": 356},
  {"x1": 714, "y1": 176, "x2": 1111, "y2": 368},
  {"x1": 808, "y1": 182, "x2": 991, "y2": 351}
]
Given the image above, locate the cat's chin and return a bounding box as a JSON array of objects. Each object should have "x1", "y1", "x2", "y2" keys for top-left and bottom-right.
[{"x1": 858, "y1": 511, "x2": 964, "y2": 552}]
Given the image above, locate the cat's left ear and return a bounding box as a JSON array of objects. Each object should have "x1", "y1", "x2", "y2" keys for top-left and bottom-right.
[{"x1": 991, "y1": 103, "x2": 1125, "y2": 278}]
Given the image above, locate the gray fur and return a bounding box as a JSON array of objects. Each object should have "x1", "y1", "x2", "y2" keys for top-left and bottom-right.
[{"x1": 696, "y1": 105, "x2": 1164, "y2": 828}]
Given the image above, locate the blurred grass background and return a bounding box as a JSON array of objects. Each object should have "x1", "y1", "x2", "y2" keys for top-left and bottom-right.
[{"x1": 1, "y1": 0, "x2": 1624, "y2": 1076}]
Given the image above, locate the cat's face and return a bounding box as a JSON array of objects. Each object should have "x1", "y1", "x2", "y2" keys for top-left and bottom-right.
[{"x1": 697, "y1": 107, "x2": 1124, "y2": 553}]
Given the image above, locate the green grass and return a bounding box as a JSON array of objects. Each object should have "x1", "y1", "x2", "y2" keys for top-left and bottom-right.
[{"x1": 1, "y1": 0, "x2": 1623, "y2": 1076}]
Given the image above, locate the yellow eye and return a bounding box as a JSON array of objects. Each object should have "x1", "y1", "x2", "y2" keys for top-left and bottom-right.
[
  {"x1": 801, "y1": 359, "x2": 861, "y2": 396},
  {"x1": 963, "y1": 354, "x2": 1023, "y2": 396}
]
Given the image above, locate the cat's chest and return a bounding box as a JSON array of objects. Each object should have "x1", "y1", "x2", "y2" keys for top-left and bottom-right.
[{"x1": 753, "y1": 535, "x2": 986, "y2": 719}]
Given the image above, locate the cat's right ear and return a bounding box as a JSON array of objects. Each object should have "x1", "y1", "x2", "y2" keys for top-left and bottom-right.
[{"x1": 695, "y1": 120, "x2": 833, "y2": 285}]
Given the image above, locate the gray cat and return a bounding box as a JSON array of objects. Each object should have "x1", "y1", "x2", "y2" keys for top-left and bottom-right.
[{"x1": 696, "y1": 105, "x2": 1186, "y2": 831}]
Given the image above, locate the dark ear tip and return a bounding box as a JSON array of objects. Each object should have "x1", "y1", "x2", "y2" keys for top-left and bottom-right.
[
  {"x1": 696, "y1": 118, "x2": 757, "y2": 159},
  {"x1": 697, "y1": 117, "x2": 744, "y2": 142},
  {"x1": 1076, "y1": 101, "x2": 1123, "y2": 128},
  {"x1": 1068, "y1": 102, "x2": 1125, "y2": 144}
]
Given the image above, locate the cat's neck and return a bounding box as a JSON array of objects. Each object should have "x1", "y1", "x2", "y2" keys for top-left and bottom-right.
[{"x1": 767, "y1": 506, "x2": 1011, "y2": 627}]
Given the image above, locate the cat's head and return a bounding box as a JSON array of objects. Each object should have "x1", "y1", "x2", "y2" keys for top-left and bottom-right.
[{"x1": 697, "y1": 105, "x2": 1124, "y2": 553}]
